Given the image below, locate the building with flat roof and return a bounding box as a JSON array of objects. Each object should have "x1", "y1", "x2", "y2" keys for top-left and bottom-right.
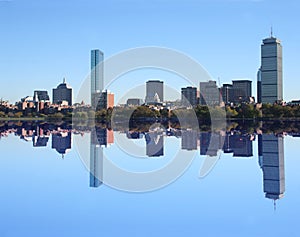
[
  {"x1": 181, "y1": 86, "x2": 198, "y2": 107},
  {"x1": 33, "y1": 90, "x2": 50, "y2": 102},
  {"x1": 91, "y1": 49, "x2": 104, "y2": 107},
  {"x1": 145, "y1": 80, "x2": 164, "y2": 104},
  {"x1": 199, "y1": 80, "x2": 220, "y2": 106},
  {"x1": 232, "y1": 80, "x2": 252, "y2": 104}
]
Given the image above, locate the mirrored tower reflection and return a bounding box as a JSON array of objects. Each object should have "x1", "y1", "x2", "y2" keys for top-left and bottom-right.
[
  {"x1": 258, "y1": 134, "x2": 285, "y2": 206},
  {"x1": 52, "y1": 131, "x2": 71, "y2": 157},
  {"x1": 90, "y1": 127, "x2": 114, "y2": 188},
  {"x1": 145, "y1": 132, "x2": 164, "y2": 157}
]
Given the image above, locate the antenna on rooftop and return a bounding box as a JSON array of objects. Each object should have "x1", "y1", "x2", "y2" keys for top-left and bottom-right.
[{"x1": 271, "y1": 25, "x2": 273, "y2": 38}]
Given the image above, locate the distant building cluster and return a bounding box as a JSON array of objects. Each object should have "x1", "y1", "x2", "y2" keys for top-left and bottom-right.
[
  {"x1": 13, "y1": 78, "x2": 74, "y2": 115},
  {"x1": 119, "y1": 33, "x2": 284, "y2": 108}
]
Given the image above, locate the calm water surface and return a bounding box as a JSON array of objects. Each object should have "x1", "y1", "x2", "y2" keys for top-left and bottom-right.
[{"x1": 0, "y1": 122, "x2": 299, "y2": 236}]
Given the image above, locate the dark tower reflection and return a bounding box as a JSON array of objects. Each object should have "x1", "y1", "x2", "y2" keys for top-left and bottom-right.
[
  {"x1": 200, "y1": 132, "x2": 224, "y2": 156},
  {"x1": 258, "y1": 134, "x2": 285, "y2": 205},
  {"x1": 52, "y1": 131, "x2": 71, "y2": 156},
  {"x1": 145, "y1": 132, "x2": 164, "y2": 157},
  {"x1": 223, "y1": 133, "x2": 253, "y2": 157}
]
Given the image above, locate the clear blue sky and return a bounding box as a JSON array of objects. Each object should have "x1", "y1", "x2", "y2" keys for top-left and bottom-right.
[{"x1": 1, "y1": 0, "x2": 299, "y2": 103}]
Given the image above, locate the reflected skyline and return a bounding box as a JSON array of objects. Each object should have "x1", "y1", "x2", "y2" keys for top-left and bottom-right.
[{"x1": 0, "y1": 121, "x2": 291, "y2": 204}]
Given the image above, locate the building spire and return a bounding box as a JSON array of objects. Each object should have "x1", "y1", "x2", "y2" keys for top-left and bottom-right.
[
  {"x1": 271, "y1": 26, "x2": 273, "y2": 38},
  {"x1": 63, "y1": 77, "x2": 66, "y2": 83}
]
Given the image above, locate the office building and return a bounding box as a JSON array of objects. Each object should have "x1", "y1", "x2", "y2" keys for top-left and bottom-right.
[
  {"x1": 259, "y1": 34, "x2": 283, "y2": 104},
  {"x1": 257, "y1": 68, "x2": 262, "y2": 103},
  {"x1": 181, "y1": 86, "x2": 198, "y2": 107},
  {"x1": 221, "y1": 84, "x2": 233, "y2": 105},
  {"x1": 91, "y1": 49, "x2": 104, "y2": 107},
  {"x1": 232, "y1": 80, "x2": 252, "y2": 104},
  {"x1": 97, "y1": 90, "x2": 114, "y2": 110},
  {"x1": 127, "y1": 98, "x2": 143, "y2": 106},
  {"x1": 52, "y1": 78, "x2": 72, "y2": 105},
  {"x1": 33, "y1": 90, "x2": 50, "y2": 102},
  {"x1": 145, "y1": 80, "x2": 164, "y2": 104},
  {"x1": 199, "y1": 80, "x2": 220, "y2": 106}
]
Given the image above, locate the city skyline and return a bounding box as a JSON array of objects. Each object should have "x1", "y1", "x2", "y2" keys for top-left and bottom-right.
[{"x1": 1, "y1": 1, "x2": 300, "y2": 104}]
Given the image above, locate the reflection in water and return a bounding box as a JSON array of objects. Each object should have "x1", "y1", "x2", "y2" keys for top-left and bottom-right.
[
  {"x1": 181, "y1": 129, "x2": 198, "y2": 151},
  {"x1": 258, "y1": 134, "x2": 285, "y2": 206},
  {"x1": 52, "y1": 132, "x2": 71, "y2": 157},
  {"x1": 200, "y1": 132, "x2": 224, "y2": 156},
  {"x1": 0, "y1": 121, "x2": 288, "y2": 204},
  {"x1": 90, "y1": 127, "x2": 114, "y2": 188},
  {"x1": 145, "y1": 132, "x2": 164, "y2": 157},
  {"x1": 223, "y1": 133, "x2": 253, "y2": 157}
]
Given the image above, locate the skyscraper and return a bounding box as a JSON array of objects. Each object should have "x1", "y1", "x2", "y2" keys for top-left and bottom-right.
[
  {"x1": 145, "y1": 80, "x2": 164, "y2": 104},
  {"x1": 91, "y1": 49, "x2": 104, "y2": 107},
  {"x1": 181, "y1": 86, "x2": 198, "y2": 107},
  {"x1": 259, "y1": 34, "x2": 283, "y2": 104},
  {"x1": 199, "y1": 80, "x2": 220, "y2": 106},
  {"x1": 52, "y1": 78, "x2": 72, "y2": 105}
]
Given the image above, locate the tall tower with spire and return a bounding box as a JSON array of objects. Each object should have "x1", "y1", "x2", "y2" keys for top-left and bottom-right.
[{"x1": 258, "y1": 31, "x2": 283, "y2": 104}]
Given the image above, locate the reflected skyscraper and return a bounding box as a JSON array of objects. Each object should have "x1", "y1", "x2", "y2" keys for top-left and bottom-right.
[
  {"x1": 181, "y1": 129, "x2": 198, "y2": 151},
  {"x1": 52, "y1": 132, "x2": 72, "y2": 156},
  {"x1": 89, "y1": 128, "x2": 114, "y2": 188},
  {"x1": 258, "y1": 134, "x2": 285, "y2": 203},
  {"x1": 145, "y1": 132, "x2": 164, "y2": 157},
  {"x1": 200, "y1": 132, "x2": 224, "y2": 156},
  {"x1": 90, "y1": 128, "x2": 103, "y2": 188}
]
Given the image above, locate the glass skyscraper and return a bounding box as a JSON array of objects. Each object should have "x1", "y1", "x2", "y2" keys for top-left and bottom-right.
[
  {"x1": 259, "y1": 35, "x2": 283, "y2": 104},
  {"x1": 91, "y1": 49, "x2": 104, "y2": 107}
]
